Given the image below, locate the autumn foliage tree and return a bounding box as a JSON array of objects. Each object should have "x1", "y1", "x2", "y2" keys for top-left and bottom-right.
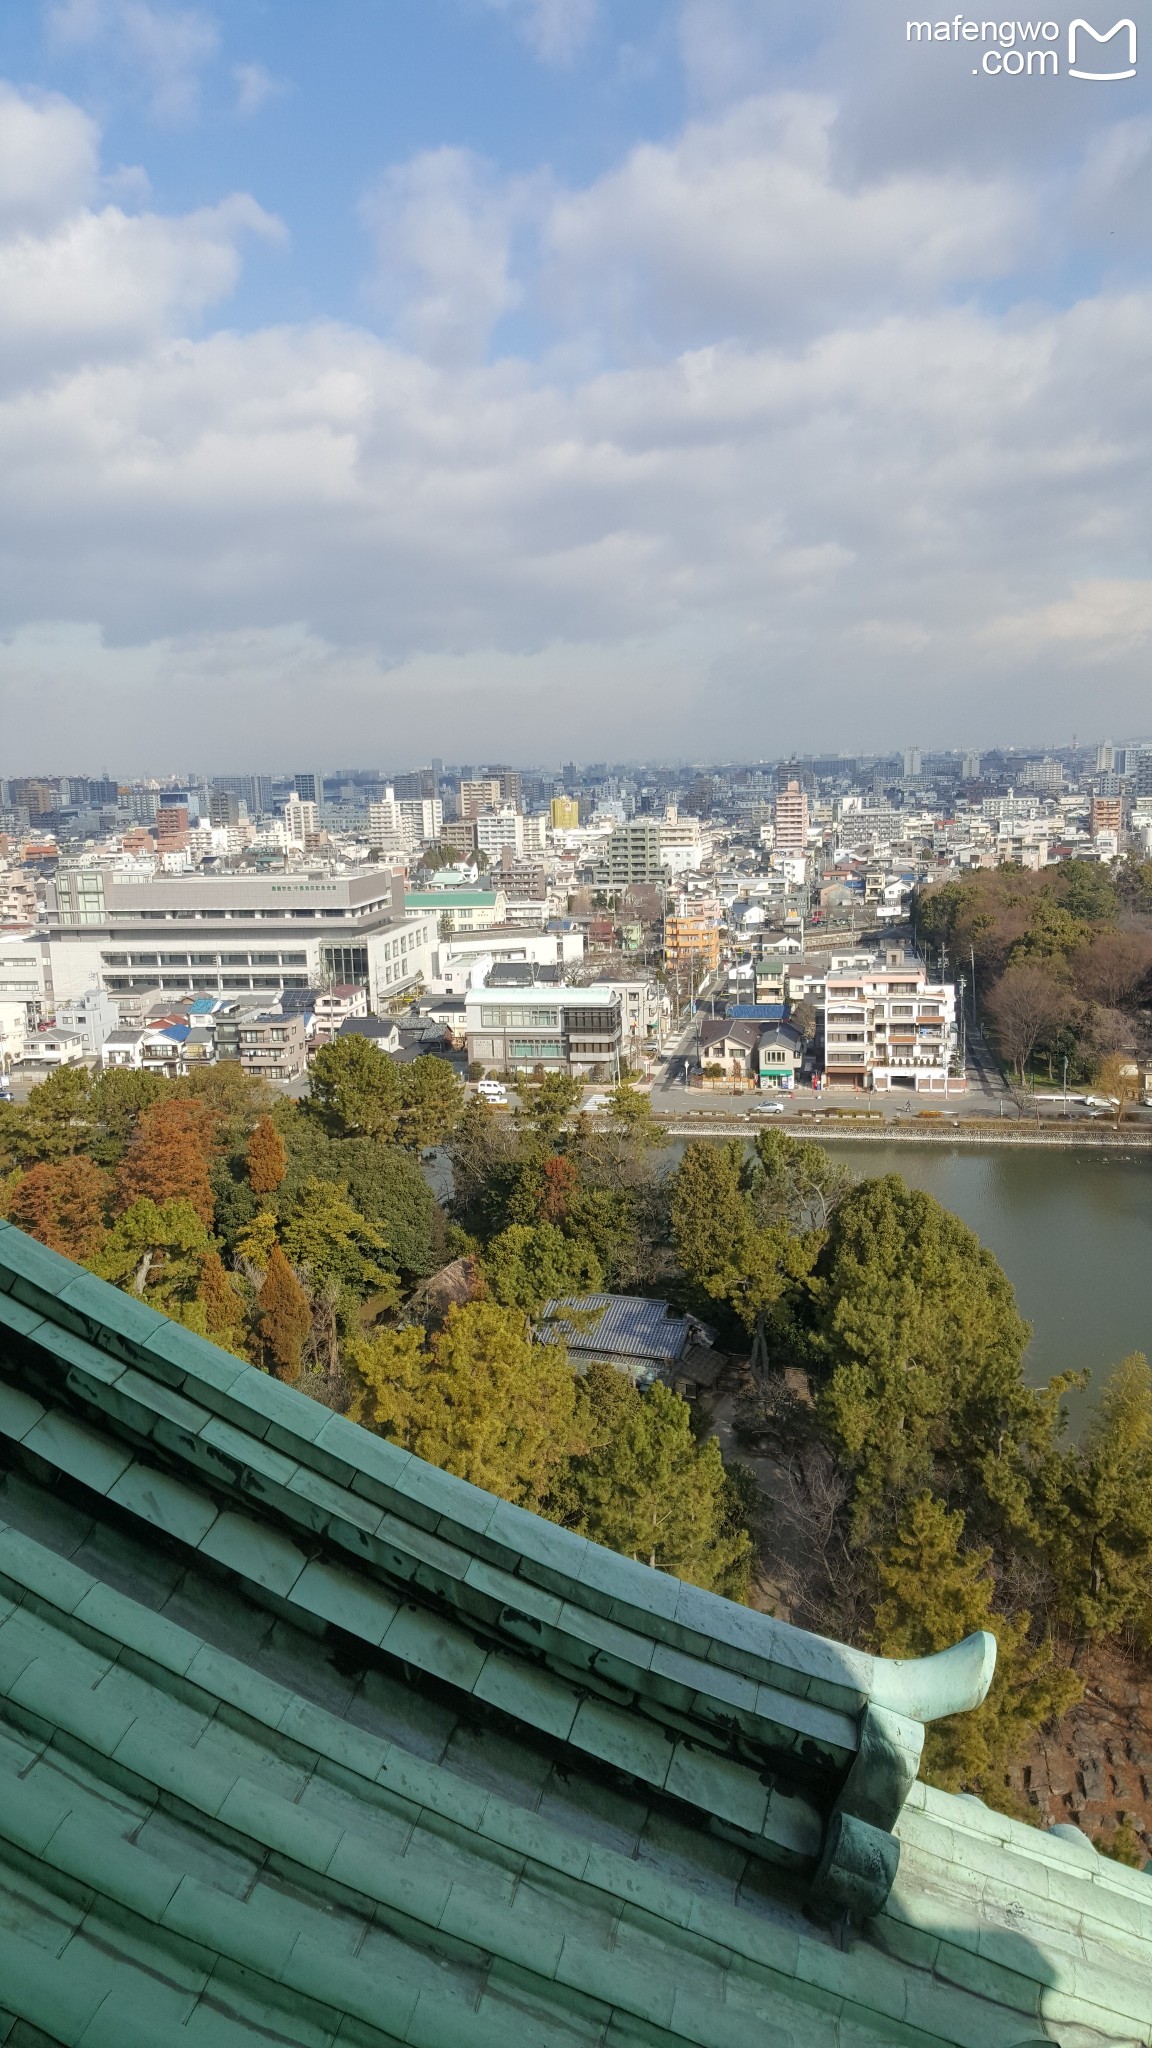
[
  {"x1": 257, "y1": 1245, "x2": 313, "y2": 1380},
  {"x1": 6, "y1": 1157, "x2": 110, "y2": 1262},
  {"x1": 246, "y1": 1116, "x2": 287, "y2": 1195},
  {"x1": 115, "y1": 1099, "x2": 218, "y2": 1227}
]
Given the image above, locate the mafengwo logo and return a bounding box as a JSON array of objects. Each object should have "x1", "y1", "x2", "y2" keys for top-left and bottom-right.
[{"x1": 905, "y1": 15, "x2": 1137, "y2": 77}]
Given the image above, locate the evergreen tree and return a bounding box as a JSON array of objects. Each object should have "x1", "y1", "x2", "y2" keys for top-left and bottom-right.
[
  {"x1": 9, "y1": 1065, "x2": 93, "y2": 1165},
  {"x1": 257, "y1": 1245, "x2": 313, "y2": 1380},
  {"x1": 567, "y1": 1361, "x2": 752, "y2": 1598},
  {"x1": 812, "y1": 1177, "x2": 1054, "y2": 1540},
  {"x1": 278, "y1": 1177, "x2": 397, "y2": 1302},
  {"x1": 514, "y1": 1071, "x2": 582, "y2": 1149},
  {"x1": 482, "y1": 1221, "x2": 603, "y2": 1317},
  {"x1": 91, "y1": 1197, "x2": 213, "y2": 1313},
  {"x1": 346, "y1": 1301, "x2": 581, "y2": 1509},
  {"x1": 83, "y1": 1068, "x2": 171, "y2": 1166},
  {"x1": 7, "y1": 1157, "x2": 110, "y2": 1262},
  {"x1": 115, "y1": 1099, "x2": 218, "y2": 1227},
  {"x1": 196, "y1": 1248, "x2": 249, "y2": 1357},
  {"x1": 246, "y1": 1116, "x2": 287, "y2": 1196},
  {"x1": 873, "y1": 1492, "x2": 1080, "y2": 1810},
  {"x1": 671, "y1": 1139, "x2": 820, "y2": 1334},
  {"x1": 309, "y1": 1035, "x2": 402, "y2": 1140},
  {"x1": 1043, "y1": 1354, "x2": 1152, "y2": 1645},
  {"x1": 397, "y1": 1055, "x2": 463, "y2": 1148},
  {"x1": 338, "y1": 1140, "x2": 440, "y2": 1275}
]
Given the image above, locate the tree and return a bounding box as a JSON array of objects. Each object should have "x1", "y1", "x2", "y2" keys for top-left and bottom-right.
[
  {"x1": 603, "y1": 1081, "x2": 661, "y2": 1147},
  {"x1": 83, "y1": 1068, "x2": 171, "y2": 1166},
  {"x1": 246, "y1": 1116, "x2": 287, "y2": 1195},
  {"x1": 278, "y1": 1178, "x2": 396, "y2": 1302},
  {"x1": 752, "y1": 1128, "x2": 852, "y2": 1231},
  {"x1": 257, "y1": 1245, "x2": 313, "y2": 1380},
  {"x1": 1070, "y1": 932, "x2": 1152, "y2": 1011},
  {"x1": 195, "y1": 1249, "x2": 249, "y2": 1358},
  {"x1": 7, "y1": 1157, "x2": 110, "y2": 1262},
  {"x1": 338, "y1": 1140, "x2": 440, "y2": 1275},
  {"x1": 186, "y1": 1061, "x2": 275, "y2": 1120},
  {"x1": 514, "y1": 1071, "x2": 582, "y2": 1149},
  {"x1": 812, "y1": 1177, "x2": 1053, "y2": 1541},
  {"x1": 483, "y1": 1221, "x2": 603, "y2": 1317},
  {"x1": 115, "y1": 1099, "x2": 218, "y2": 1226},
  {"x1": 11, "y1": 1066, "x2": 92, "y2": 1165},
  {"x1": 671, "y1": 1140, "x2": 819, "y2": 1335},
  {"x1": 1043, "y1": 1354, "x2": 1152, "y2": 1645},
  {"x1": 91, "y1": 1198, "x2": 212, "y2": 1313},
  {"x1": 566, "y1": 1361, "x2": 752, "y2": 1598},
  {"x1": 1096, "y1": 1052, "x2": 1142, "y2": 1127},
  {"x1": 309, "y1": 1035, "x2": 402, "y2": 1140},
  {"x1": 1058, "y1": 860, "x2": 1120, "y2": 925},
  {"x1": 791, "y1": 999, "x2": 818, "y2": 1044},
  {"x1": 986, "y1": 963, "x2": 1072, "y2": 1084},
  {"x1": 346, "y1": 1301, "x2": 581, "y2": 1509},
  {"x1": 397, "y1": 1055, "x2": 462, "y2": 1148},
  {"x1": 873, "y1": 1492, "x2": 1081, "y2": 1810}
]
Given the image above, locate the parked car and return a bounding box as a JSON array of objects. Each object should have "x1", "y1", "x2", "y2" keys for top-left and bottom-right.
[
  {"x1": 476, "y1": 1079, "x2": 508, "y2": 1102},
  {"x1": 752, "y1": 1099, "x2": 787, "y2": 1115}
]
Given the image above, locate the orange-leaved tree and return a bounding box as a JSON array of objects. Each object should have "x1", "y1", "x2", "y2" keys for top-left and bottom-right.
[
  {"x1": 7, "y1": 1157, "x2": 110, "y2": 1262},
  {"x1": 115, "y1": 1099, "x2": 218, "y2": 1228},
  {"x1": 257, "y1": 1245, "x2": 312, "y2": 1380},
  {"x1": 246, "y1": 1116, "x2": 287, "y2": 1196},
  {"x1": 197, "y1": 1249, "x2": 250, "y2": 1356}
]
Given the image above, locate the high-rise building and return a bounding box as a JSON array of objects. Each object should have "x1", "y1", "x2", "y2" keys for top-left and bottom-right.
[
  {"x1": 901, "y1": 748, "x2": 922, "y2": 778},
  {"x1": 292, "y1": 772, "x2": 324, "y2": 808},
  {"x1": 550, "y1": 796, "x2": 579, "y2": 830},
  {"x1": 1135, "y1": 750, "x2": 1152, "y2": 799},
  {"x1": 459, "y1": 778, "x2": 502, "y2": 819},
  {"x1": 1096, "y1": 744, "x2": 1115, "y2": 774},
  {"x1": 209, "y1": 791, "x2": 241, "y2": 829},
  {"x1": 591, "y1": 820, "x2": 663, "y2": 886},
  {"x1": 282, "y1": 795, "x2": 318, "y2": 850},
  {"x1": 1090, "y1": 795, "x2": 1123, "y2": 840},
  {"x1": 773, "y1": 781, "x2": 809, "y2": 851},
  {"x1": 961, "y1": 751, "x2": 981, "y2": 781}
]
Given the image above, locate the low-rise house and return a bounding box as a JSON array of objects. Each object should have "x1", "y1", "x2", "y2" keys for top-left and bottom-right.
[
  {"x1": 757, "y1": 1021, "x2": 804, "y2": 1092},
  {"x1": 538, "y1": 1292, "x2": 721, "y2": 1392},
  {"x1": 312, "y1": 984, "x2": 368, "y2": 1043}
]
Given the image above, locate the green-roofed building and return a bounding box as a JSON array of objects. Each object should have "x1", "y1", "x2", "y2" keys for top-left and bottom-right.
[{"x1": 0, "y1": 1216, "x2": 1147, "y2": 2046}]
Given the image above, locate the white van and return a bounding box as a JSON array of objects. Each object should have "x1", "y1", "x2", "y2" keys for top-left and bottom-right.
[{"x1": 476, "y1": 1079, "x2": 507, "y2": 1102}]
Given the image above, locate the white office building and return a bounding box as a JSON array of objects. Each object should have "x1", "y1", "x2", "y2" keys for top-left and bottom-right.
[{"x1": 45, "y1": 868, "x2": 433, "y2": 1017}]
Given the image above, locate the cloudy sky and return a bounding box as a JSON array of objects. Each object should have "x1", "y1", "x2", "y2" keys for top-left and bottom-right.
[{"x1": 1, "y1": 0, "x2": 1150, "y2": 772}]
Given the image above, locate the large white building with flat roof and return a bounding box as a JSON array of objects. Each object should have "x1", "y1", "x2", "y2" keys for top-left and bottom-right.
[
  {"x1": 823, "y1": 948, "x2": 956, "y2": 1095},
  {"x1": 45, "y1": 868, "x2": 433, "y2": 1015},
  {"x1": 465, "y1": 983, "x2": 622, "y2": 1078}
]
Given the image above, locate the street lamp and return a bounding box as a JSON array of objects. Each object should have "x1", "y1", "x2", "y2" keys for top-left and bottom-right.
[{"x1": 1063, "y1": 1053, "x2": 1068, "y2": 1113}]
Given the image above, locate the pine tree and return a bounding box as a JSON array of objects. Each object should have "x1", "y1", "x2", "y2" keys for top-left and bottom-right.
[
  {"x1": 397, "y1": 1055, "x2": 463, "y2": 1148},
  {"x1": 91, "y1": 1197, "x2": 212, "y2": 1313},
  {"x1": 309, "y1": 1035, "x2": 402, "y2": 1140},
  {"x1": 7, "y1": 1157, "x2": 110, "y2": 1262},
  {"x1": 257, "y1": 1245, "x2": 313, "y2": 1380},
  {"x1": 346, "y1": 1301, "x2": 581, "y2": 1509},
  {"x1": 567, "y1": 1361, "x2": 752, "y2": 1598},
  {"x1": 873, "y1": 1491, "x2": 1080, "y2": 1809},
  {"x1": 482, "y1": 1221, "x2": 602, "y2": 1317},
  {"x1": 197, "y1": 1249, "x2": 249, "y2": 1356},
  {"x1": 246, "y1": 1116, "x2": 287, "y2": 1196},
  {"x1": 1043, "y1": 1353, "x2": 1152, "y2": 1645},
  {"x1": 115, "y1": 1099, "x2": 218, "y2": 1227}
]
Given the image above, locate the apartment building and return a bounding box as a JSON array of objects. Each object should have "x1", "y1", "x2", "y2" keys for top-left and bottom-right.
[
  {"x1": 475, "y1": 808, "x2": 524, "y2": 859},
  {"x1": 459, "y1": 778, "x2": 502, "y2": 819},
  {"x1": 465, "y1": 984, "x2": 622, "y2": 1078},
  {"x1": 664, "y1": 909, "x2": 721, "y2": 972},
  {"x1": 823, "y1": 950, "x2": 956, "y2": 1094},
  {"x1": 46, "y1": 868, "x2": 432, "y2": 1016},
  {"x1": 773, "y1": 781, "x2": 809, "y2": 851},
  {"x1": 1090, "y1": 795, "x2": 1124, "y2": 842},
  {"x1": 591, "y1": 820, "x2": 663, "y2": 886},
  {"x1": 219, "y1": 1008, "x2": 308, "y2": 1083},
  {"x1": 550, "y1": 796, "x2": 579, "y2": 830}
]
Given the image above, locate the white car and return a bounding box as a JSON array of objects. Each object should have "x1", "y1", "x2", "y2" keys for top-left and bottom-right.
[
  {"x1": 476, "y1": 1079, "x2": 508, "y2": 1102},
  {"x1": 1080, "y1": 1095, "x2": 1119, "y2": 1110},
  {"x1": 752, "y1": 1099, "x2": 788, "y2": 1115}
]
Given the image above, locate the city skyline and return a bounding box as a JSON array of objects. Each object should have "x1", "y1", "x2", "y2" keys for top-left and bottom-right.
[{"x1": 2, "y1": 0, "x2": 1151, "y2": 765}]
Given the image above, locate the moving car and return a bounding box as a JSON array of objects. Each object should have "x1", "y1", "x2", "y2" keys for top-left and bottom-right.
[
  {"x1": 752, "y1": 1099, "x2": 788, "y2": 1115},
  {"x1": 476, "y1": 1079, "x2": 508, "y2": 1102}
]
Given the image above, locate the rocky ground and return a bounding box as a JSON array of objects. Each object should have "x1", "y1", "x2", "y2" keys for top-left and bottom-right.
[{"x1": 1014, "y1": 1645, "x2": 1152, "y2": 1860}]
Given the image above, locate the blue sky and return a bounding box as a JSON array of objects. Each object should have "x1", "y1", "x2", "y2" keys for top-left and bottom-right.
[{"x1": 1, "y1": 0, "x2": 1151, "y2": 769}]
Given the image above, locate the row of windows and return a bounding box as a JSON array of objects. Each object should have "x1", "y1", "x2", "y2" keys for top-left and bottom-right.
[
  {"x1": 509, "y1": 1040, "x2": 563, "y2": 1060},
  {"x1": 103, "y1": 975, "x2": 309, "y2": 994},
  {"x1": 480, "y1": 1006, "x2": 560, "y2": 1029},
  {"x1": 102, "y1": 951, "x2": 308, "y2": 968}
]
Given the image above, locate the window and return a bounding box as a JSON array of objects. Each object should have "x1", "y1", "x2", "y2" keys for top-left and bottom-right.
[
  {"x1": 129, "y1": 954, "x2": 158, "y2": 967},
  {"x1": 252, "y1": 952, "x2": 281, "y2": 964},
  {"x1": 510, "y1": 1040, "x2": 563, "y2": 1060},
  {"x1": 101, "y1": 953, "x2": 128, "y2": 966},
  {"x1": 190, "y1": 953, "x2": 218, "y2": 966},
  {"x1": 160, "y1": 954, "x2": 189, "y2": 966}
]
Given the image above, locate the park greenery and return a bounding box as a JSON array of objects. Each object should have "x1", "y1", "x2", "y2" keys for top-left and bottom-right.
[
  {"x1": 917, "y1": 855, "x2": 1152, "y2": 1090},
  {"x1": 2, "y1": 1038, "x2": 1150, "y2": 1826}
]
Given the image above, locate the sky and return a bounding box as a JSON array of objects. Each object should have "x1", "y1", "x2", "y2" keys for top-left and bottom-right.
[{"x1": 1, "y1": 0, "x2": 1151, "y2": 773}]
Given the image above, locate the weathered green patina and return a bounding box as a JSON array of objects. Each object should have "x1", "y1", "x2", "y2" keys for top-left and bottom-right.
[{"x1": 0, "y1": 1217, "x2": 1146, "y2": 2046}]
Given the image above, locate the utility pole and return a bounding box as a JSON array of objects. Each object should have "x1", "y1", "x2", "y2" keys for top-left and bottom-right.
[{"x1": 1063, "y1": 1053, "x2": 1068, "y2": 1113}]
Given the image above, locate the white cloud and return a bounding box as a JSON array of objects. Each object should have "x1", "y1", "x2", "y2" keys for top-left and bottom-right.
[
  {"x1": 543, "y1": 94, "x2": 1033, "y2": 351},
  {"x1": 232, "y1": 62, "x2": 288, "y2": 118},
  {"x1": 360, "y1": 148, "x2": 541, "y2": 365},
  {"x1": 48, "y1": 0, "x2": 219, "y2": 121},
  {"x1": 2, "y1": 68, "x2": 1152, "y2": 764},
  {"x1": 481, "y1": 0, "x2": 598, "y2": 66},
  {"x1": 0, "y1": 81, "x2": 99, "y2": 230}
]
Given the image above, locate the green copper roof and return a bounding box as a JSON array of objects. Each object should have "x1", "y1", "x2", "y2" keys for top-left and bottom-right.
[{"x1": 0, "y1": 1218, "x2": 1147, "y2": 2047}]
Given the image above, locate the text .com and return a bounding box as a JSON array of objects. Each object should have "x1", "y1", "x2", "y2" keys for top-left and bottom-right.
[{"x1": 906, "y1": 17, "x2": 1137, "y2": 77}]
